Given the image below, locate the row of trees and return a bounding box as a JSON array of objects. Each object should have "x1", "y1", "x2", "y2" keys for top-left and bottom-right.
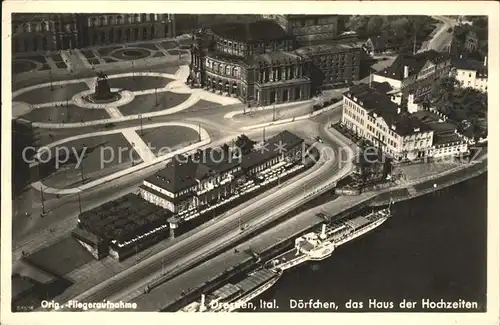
[
  {"x1": 452, "y1": 17, "x2": 488, "y2": 60},
  {"x1": 345, "y1": 15, "x2": 437, "y2": 43},
  {"x1": 430, "y1": 76, "x2": 487, "y2": 138}
]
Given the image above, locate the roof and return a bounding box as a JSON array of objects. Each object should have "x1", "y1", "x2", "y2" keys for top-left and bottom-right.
[
  {"x1": 146, "y1": 157, "x2": 200, "y2": 193},
  {"x1": 147, "y1": 148, "x2": 240, "y2": 193},
  {"x1": 210, "y1": 19, "x2": 287, "y2": 42},
  {"x1": 244, "y1": 51, "x2": 305, "y2": 68},
  {"x1": 427, "y1": 122, "x2": 458, "y2": 135},
  {"x1": 433, "y1": 134, "x2": 466, "y2": 146},
  {"x1": 346, "y1": 85, "x2": 432, "y2": 136},
  {"x1": 453, "y1": 58, "x2": 488, "y2": 77},
  {"x1": 241, "y1": 131, "x2": 304, "y2": 170},
  {"x1": 77, "y1": 193, "x2": 172, "y2": 244},
  {"x1": 366, "y1": 35, "x2": 399, "y2": 51},
  {"x1": 375, "y1": 50, "x2": 451, "y2": 81},
  {"x1": 295, "y1": 42, "x2": 360, "y2": 56}
]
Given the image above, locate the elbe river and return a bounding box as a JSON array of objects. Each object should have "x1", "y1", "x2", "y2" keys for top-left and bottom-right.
[{"x1": 252, "y1": 173, "x2": 487, "y2": 312}]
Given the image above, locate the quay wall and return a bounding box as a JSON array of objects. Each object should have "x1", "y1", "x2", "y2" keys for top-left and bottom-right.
[{"x1": 161, "y1": 159, "x2": 487, "y2": 311}]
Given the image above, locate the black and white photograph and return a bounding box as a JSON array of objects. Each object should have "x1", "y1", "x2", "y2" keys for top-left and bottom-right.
[{"x1": 1, "y1": 1, "x2": 498, "y2": 324}]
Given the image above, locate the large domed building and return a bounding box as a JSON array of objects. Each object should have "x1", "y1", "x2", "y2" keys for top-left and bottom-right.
[{"x1": 188, "y1": 17, "x2": 362, "y2": 107}]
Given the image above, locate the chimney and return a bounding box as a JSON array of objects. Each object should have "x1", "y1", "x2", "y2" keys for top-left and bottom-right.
[
  {"x1": 320, "y1": 224, "x2": 327, "y2": 239},
  {"x1": 484, "y1": 56, "x2": 487, "y2": 67},
  {"x1": 403, "y1": 65, "x2": 409, "y2": 79}
]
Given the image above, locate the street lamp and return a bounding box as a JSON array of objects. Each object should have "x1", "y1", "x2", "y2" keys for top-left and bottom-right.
[
  {"x1": 40, "y1": 185, "x2": 46, "y2": 216},
  {"x1": 49, "y1": 70, "x2": 54, "y2": 91},
  {"x1": 139, "y1": 114, "x2": 143, "y2": 135}
]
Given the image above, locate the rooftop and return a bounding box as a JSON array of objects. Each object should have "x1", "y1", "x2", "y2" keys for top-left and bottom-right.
[
  {"x1": 241, "y1": 131, "x2": 304, "y2": 170},
  {"x1": 147, "y1": 147, "x2": 240, "y2": 193},
  {"x1": 295, "y1": 42, "x2": 360, "y2": 56},
  {"x1": 244, "y1": 51, "x2": 305, "y2": 68},
  {"x1": 453, "y1": 58, "x2": 488, "y2": 77},
  {"x1": 375, "y1": 50, "x2": 451, "y2": 81},
  {"x1": 211, "y1": 19, "x2": 287, "y2": 43},
  {"x1": 434, "y1": 134, "x2": 465, "y2": 146},
  {"x1": 78, "y1": 193, "x2": 172, "y2": 244}
]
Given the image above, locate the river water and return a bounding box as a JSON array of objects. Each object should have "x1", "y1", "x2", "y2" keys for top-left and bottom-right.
[{"x1": 252, "y1": 173, "x2": 487, "y2": 312}]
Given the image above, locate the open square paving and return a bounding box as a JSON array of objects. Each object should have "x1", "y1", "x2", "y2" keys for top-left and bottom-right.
[
  {"x1": 21, "y1": 104, "x2": 111, "y2": 124},
  {"x1": 137, "y1": 125, "x2": 200, "y2": 157},
  {"x1": 108, "y1": 75, "x2": 173, "y2": 92},
  {"x1": 41, "y1": 133, "x2": 143, "y2": 189},
  {"x1": 14, "y1": 82, "x2": 89, "y2": 105},
  {"x1": 118, "y1": 91, "x2": 191, "y2": 116}
]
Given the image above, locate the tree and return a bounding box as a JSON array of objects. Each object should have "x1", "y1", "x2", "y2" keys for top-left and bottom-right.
[
  {"x1": 430, "y1": 76, "x2": 460, "y2": 104},
  {"x1": 234, "y1": 134, "x2": 256, "y2": 155}
]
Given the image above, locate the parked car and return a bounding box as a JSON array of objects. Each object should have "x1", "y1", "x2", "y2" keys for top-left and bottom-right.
[{"x1": 447, "y1": 27, "x2": 452, "y2": 33}]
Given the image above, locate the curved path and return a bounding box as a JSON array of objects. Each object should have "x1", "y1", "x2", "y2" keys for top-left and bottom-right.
[
  {"x1": 13, "y1": 65, "x2": 240, "y2": 129},
  {"x1": 30, "y1": 121, "x2": 210, "y2": 195}
]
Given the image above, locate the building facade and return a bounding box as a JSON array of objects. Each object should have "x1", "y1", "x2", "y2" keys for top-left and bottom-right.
[
  {"x1": 78, "y1": 13, "x2": 167, "y2": 47},
  {"x1": 189, "y1": 19, "x2": 361, "y2": 106},
  {"x1": 139, "y1": 131, "x2": 305, "y2": 213},
  {"x1": 373, "y1": 50, "x2": 452, "y2": 100},
  {"x1": 12, "y1": 13, "x2": 80, "y2": 54},
  {"x1": 263, "y1": 15, "x2": 340, "y2": 46},
  {"x1": 341, "y1": 85, "x2": 434, "y2": 161},
  {"x1": 12, "y1": 13, "x2": 170, "y2": 54},
  {"x1": 452, "y1": 57, "x2": 488, "y2": 92},
  {"x1": 295, "y1": 42, "x2": 361, "y2": 93}
]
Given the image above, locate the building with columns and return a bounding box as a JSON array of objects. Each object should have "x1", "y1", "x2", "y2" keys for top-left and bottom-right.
[
  {"x1": 77, "y1": 13, "x2": 167, "y2": 47},
  {"x1": 12, "y1": 13, "x2": 80, "y2": 54},
  {"x1": 12, "y1": 13, "x2": 170, "y2": 54},
  {"x1": 189, "y1": 18, "x2": 361, "y2": 106}
]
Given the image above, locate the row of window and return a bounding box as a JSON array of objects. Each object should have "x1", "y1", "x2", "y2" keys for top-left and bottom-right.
[
  {"x1": 205, "y1": 60, "x2": 241, "y2": 78},
  {"x1": 91, "y1": 26, "x2": 156, "y2": 44},
  {"x1": 289, "y1": 16, "x2": 337, "y2": 28},
  {"x1": 15, "y1": 21, "x2": 51, "y2": 33},
  {"x1": 88, "y1": 14, "x2": 158, "y2": 27}
]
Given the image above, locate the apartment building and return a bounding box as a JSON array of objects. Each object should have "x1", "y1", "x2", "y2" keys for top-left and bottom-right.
[
  {"x1": 341, "y1": 84, "x2": 434, "y2": 161},
  {"x1": 451, "y1": 57, "x2": 488, "y2": 92}
]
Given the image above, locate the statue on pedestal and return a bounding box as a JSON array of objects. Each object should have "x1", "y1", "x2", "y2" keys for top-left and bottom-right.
[{"x1": 94, "y1": 71, "x2": 113, "y2": 100}]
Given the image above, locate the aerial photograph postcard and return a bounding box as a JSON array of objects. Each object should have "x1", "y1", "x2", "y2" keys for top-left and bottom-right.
[{"x1": 1, "y1": 2, "x2": 498, "y2": 325}]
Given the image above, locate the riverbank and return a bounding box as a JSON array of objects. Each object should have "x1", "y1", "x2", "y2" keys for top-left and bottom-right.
[{"x1": 134, "y1": 153, "x2": 487, "y2": 311}]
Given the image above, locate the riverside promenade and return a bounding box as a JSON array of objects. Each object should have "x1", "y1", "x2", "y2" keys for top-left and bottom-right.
[{"x1": 128, "y1": 142, "x2": 488, "y2": 311}]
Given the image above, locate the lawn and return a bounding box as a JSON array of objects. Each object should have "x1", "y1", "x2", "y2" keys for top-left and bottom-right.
[
  {"x1": 111, "y1": 48, "x2": 152, "y2": 61},
  {"x1": 23, "y1": 235, "x2": 94, "y2": 277},
  {"x1": 133, "y1": 43, "x2": 161, "y2": 51},
  {"x1": 41, "y1": 133, "x2": 142, "y2": 189},
  {"x1": 14, "y1": 82, "x2": 89, "y2": 105},
  {"x1": 13, "y1": 60, "x2": 38, "y2": 74},
  {"x1": 108, "y1": 75, "x2": 173, "y2": 92},
  {"x1": 21, "y1": 105, "x2": 111, "y2": 124},
  {"x1": 138, "y1": 125, "x2": 199, "y2": 157},
  {"x1": 118, "y1": 92, "x2": 190, "y2": 116},
  {"x1": 159, "y1": 40, "x2": 179, "y2": 50},
  {"x1": 96, "y1": 45, "x2": 123, "y2": 57}
]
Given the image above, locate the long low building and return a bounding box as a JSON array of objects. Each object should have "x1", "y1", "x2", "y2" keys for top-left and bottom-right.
[{"x1": 140, "y1": 130, "x2": 305, "y2": 214}]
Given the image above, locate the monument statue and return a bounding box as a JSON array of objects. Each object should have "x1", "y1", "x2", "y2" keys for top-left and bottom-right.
[{"x1": 94, "y1": 71, "x2": 113, "y2": 100}]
